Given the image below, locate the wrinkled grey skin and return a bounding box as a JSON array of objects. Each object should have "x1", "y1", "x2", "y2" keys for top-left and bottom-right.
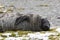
[
  {"x1": 0, "y1": 14, "x2": 50, "y2": 32},
  {"x1": 0, "y1": 13, "x2": 18, "y2": 32}
]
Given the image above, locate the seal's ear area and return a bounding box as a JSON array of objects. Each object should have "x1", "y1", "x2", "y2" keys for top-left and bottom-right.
[
  {"x1": 15, "y1": 16, "x2": 29, "y2": 25},
  {"x1": 41, "y1": 18, "x2": 50, "y2": 31}
]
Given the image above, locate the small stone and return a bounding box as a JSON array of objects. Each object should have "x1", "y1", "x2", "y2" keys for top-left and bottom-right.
[
  {"x1": 2, "y1": 33, "x2": 12, "y2": 37},
  {"x1": 5, "y1": 37, "x2": 15, "y2": 40},
  {"x1": 16, "y1": 37, "x2": 23, "y2": 40},
  {"x1": 0, "y1": 5, "x2": 4, "y2": 8},
  {"x1": 0, "y1": 36, "x2": 3, "y2": 40},
  {"x1": 43, "y1": 37, "x2": 49, "y2": 40},
  {"x1": 56, "y1": 28, "x2": 60, "y2": 33}
]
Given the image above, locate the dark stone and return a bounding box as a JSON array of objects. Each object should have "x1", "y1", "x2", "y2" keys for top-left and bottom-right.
[{"x1": 57, "y1": 17, "x2": 60, "y2": 19}]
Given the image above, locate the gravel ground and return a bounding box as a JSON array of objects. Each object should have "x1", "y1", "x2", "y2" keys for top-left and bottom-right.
[{"x1": 0, "y1": 27, "x2": 59, "y2": 40}]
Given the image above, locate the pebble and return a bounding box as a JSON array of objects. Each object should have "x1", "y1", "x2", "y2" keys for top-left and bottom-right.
[
  {"x1": 5, "y1": 37, "x2": 15, "y2": 40},
  {"x1": 0, "y1": 36, "x2": 3, "y2": 40},
  {"x1": 56, "y1": 28, "x2": 60, "y2": 33},
  {"x1": 2, "y1": 33, "x2": 12, "y2": 37}
]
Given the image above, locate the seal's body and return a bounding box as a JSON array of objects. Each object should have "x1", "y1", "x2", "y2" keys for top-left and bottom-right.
[
  {"x1": 0, "y1": 14, "x2": 50, "y2": 32},
  {"x1": 15, "y1": 14, "x2": 50, "y2": 31}
]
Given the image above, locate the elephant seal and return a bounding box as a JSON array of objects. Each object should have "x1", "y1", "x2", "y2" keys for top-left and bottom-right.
[
  {"x1": 0, "y1": 14, "x2": 50, "y2": 32},
  {"x1": 15, "y1": 14, "x2": 50, "y2": 31}
]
